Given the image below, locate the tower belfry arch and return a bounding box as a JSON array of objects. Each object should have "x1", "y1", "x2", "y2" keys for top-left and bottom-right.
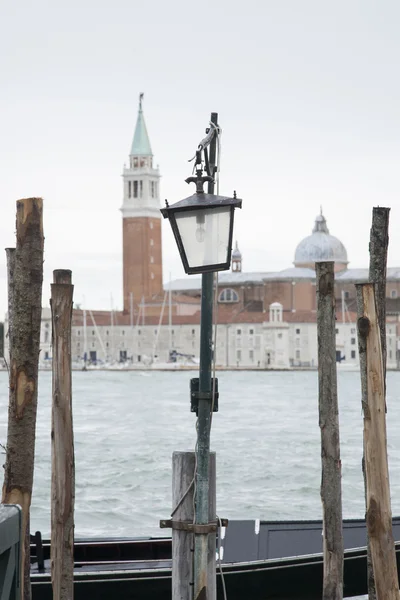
[{"x1": 121, "y1": 95, "x2": 163, "y2": 312}]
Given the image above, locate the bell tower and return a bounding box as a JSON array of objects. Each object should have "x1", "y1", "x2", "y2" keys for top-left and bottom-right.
[{"x1": 121, "y1": 94, "x2": 162, "y2": 312}]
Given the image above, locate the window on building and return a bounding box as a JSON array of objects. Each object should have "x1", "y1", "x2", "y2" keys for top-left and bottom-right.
[
  {"x1": 133, "y1": 157, "x2": 138, "y2": 168},
  {"x1": 390, "y1": 350, "x2": 393, "y2": 359},
  {"x1": 295, "y1": 350, "x2": 300, "y2": 359},
  {"x1": 351, "y1": 328, "x2": 355, "y2": 334},
  {"x1": 249, "y1": 350, "x2": 254, "y2": 361},
  {"x1": 122, "y1": 330, "x2": 125, "y2": 335},
  {"x1": 351, "y1": 338, "x2": 356, "y2": 345},
  {"x1": 391, "y1": 290, "x2": 398, "y2": 299},
  {"x1": 296, "y1": 328, "x2": 300, "y2": 335},
  {"x1": 154, "y1": 329, "x2": 158, "y2": 335},
  {"x1": 218, "y1": 288, "x2": 239, "y2": 303},
  {"x1": 139, "y1": 180, "x2": 143, "y2": 197},
  {"x1": 133, "y1": 181, "x2": 138, "y2": 198},
  {"x1": 278, "y1": 333, "x2": 282, "y2": 339},
  {"x1": 335, "y1": 328, "x2": 339, "y2": 334},
  {"x1": 106, "y1": 330, "x2": 109, "y2": 335},
  {"x1": 137, "y1": 355, "x2": 141, "y2": 362},
  {"x1": 138, "y1": 329, "x2": 141, "y2": 335},
  {"x1": 344, "y1": 291, "x2": 350, "y2": 299},
  {"x1": 351, "y1": 350, "x2": 356, "y2": 359},
  {"x1": 45, "y1": 322, "x2": 50, "y2": 328},
  {"x1": 106, "y1": 342, "x2": 109, "y2": 348},
  {"x1": 128, "y1": 181, "x2": 131, "y2": 198},
  {"x1": 92, "y1": 330, "x2": 95, "y2": 336},
  {"x1": 92, "y1": 342, "x2": 95, "y2": 348},
  {"x1": 77, "y1": 330, "x2": 80, "y2": 336},
  {"x1": 154, "y1": 182, "x2": 158, "y2": 196},
  {"x1": 172, "y1": 329, "x2": 175, "y2": 335},
  {"x1": 249, "y1": 328, "x2": 254, "y2": 335},
  {"x1": 192, "y1": 329, "x2": 195, "y2": 335},
  {"x1": 237, "y1": 329, "x2": 242, "y2": 335}
]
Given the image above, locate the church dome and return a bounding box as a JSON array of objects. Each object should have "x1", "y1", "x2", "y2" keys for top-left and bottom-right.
[{"x1": 294, "y1": 212, "x2": 348, "y2": 269}]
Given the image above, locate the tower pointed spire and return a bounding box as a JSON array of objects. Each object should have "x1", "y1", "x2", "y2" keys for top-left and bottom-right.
[{"x1": 130, "y1": 93, "x2": 152, "y2": 157}]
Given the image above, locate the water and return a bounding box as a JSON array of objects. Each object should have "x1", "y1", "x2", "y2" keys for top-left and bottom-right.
[
  {"x1": 1, "y1": 369, "x2": 400, "y2": 538},
  {"x1": 0, "y1": 370, "x2": 398, "y2": 597}
]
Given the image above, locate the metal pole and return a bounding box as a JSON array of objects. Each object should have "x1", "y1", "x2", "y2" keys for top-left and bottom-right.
[{"x1": 193, "y1": 112, "x2": 218, "y2": 600}]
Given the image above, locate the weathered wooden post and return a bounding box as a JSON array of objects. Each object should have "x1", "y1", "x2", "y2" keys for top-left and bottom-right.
[
  {"x1": 362, "y1": 206, "x2": 390, "y2": 600},
  {"x1": 5, "y1": 248, "x2": 16, "y2": 362},
  {"x1": 316, "y1": 261, "x2": 343, "y2": 600},
  {"x1": 2, "y1": 198, "x2": 44, "y2": 600},
  {"x1": 50, "y1": 269, "x2": 75, "y2": 600},
  {"x1": 369, "y1": 206, "x2": 390, "y2": 382},
  {"x1": 161, "y1": 451, "x2": 216, "y2": 600},
  {"x1": 356, "y1": 283, "x2": 399, "y2": 600}
]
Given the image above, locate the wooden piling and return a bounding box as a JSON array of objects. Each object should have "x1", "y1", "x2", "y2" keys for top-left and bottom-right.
[
  {"x1": 316, "y1": 261, "x2": 343, "y2": 600},
  {"x1": 5, "y1": 248, "x2": 16, "y2": 361},
  {"x1": 369, "y1": 206, "x2": 390, "y2": 383},
  {"x1": 50, "y1": 269, "x2": 75, "y2": 600},
  {"x1": 2, "y1": 198, "x2": 44, "y2": 600},
  {"x1": 171, "y1": 451, "x2": 216, "y2": 600},
  {"x1": 356, "y1": 283, "x2": 399, "y2": 600},
  {"x1": 363, "y1": 206, "x2": 390, "y2": 600}
]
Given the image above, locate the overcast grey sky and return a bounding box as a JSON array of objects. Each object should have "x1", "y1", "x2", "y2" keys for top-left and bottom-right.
[{"x1": 1, "y1": 0, "x2": 400, "y2": 316}]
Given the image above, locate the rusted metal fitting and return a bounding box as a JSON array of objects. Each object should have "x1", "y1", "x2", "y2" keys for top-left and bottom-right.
[{"x1": 159, "y1": 518, "x2": 228, "y2": 533}]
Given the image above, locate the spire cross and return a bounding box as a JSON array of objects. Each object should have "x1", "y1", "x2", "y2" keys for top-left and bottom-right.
[{"x1": 139, "y1": 92, "x2": 144, "y2": 111}]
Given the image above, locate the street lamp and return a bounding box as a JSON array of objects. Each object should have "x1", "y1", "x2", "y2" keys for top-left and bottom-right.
[
  {"x1": 161, "y1": 175, "x2": 241, "y2": 274},
  {"x1": 161, "y1": 112, "x2": 241, "y2": 600}
]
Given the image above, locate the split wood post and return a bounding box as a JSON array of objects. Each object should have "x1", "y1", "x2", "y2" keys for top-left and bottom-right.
[
  {"x1": 6, "y1": 248, "x2": 16, "y2": 363},
  {"x1": 50, "y1": 269, "x2": 75, "y2": 600},
  {"x1": 363, "y1": 206, "x2": 390, "y2": 600},
  {"x1": 169, "y1": 451, "x2": 216, "y2": 600},
  {"x1": 356, "y1": 283, "x2": 400, "y2": 600},
  {"x1": 316, "y1": 261, "x2": 343, "y2": 600},
  {"x1": 2, "y1": 198, "x2": 44, "y2": 600}
]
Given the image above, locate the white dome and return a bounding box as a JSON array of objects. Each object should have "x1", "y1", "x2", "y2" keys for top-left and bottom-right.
[{"x1": 294, "y1": 213, "x2": 348, "y2": 266}]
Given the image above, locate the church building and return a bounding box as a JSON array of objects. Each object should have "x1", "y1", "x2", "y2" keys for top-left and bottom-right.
[{"x1": 4, "y1": 96, "x2": 400, "y2": 370}]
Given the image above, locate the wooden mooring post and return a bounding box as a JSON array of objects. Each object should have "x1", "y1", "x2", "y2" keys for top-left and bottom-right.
[
  {"x1": 356, "y1": 283, "x2": 400, "y2": 600},
  {"x1": 2, "y1": 198, "x2": 44, "y2": 600},
  {"x1": 50, "y1": 270, "x2": 75, "y2": 600},
  {"x1": 164, "y1": 451, "x2": 216, "y2": 600},
  {"x1": 363, "y1": 206, "x2": 390, "y2": 600},
  {"x1": 316, "y1": 261, "x2": 343, "y2": 600}
]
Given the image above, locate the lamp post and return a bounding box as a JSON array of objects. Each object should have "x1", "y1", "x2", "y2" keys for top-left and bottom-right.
[{"x1": 161, "y1": 112, "x2": 242, "y2": 599}]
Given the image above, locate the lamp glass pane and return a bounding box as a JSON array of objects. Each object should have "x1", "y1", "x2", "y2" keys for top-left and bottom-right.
[{"x1": 175, "y1": 206, "x2": 231, "y2": 269}]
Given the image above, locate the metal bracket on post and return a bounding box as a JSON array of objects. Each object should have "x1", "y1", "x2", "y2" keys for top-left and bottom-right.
[
  {"x1": 190, "y1": 378, "x2": 219, "y2": 415},
  {"x1": 160, "y1": 518, "x2": 228, "y2": 533}
]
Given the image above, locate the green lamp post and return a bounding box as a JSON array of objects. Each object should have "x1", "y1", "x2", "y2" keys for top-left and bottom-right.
[{"x1": 161, "y1": 112, "x2": 242, "y2": 600}]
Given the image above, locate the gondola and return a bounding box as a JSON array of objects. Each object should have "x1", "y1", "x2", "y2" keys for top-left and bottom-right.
[{"x1": 30, "y1": 516, "x2": 400, "y2": 599}]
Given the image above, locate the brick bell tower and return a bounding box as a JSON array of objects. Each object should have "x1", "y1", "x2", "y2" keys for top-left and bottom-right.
[{"x1": 121, "y1": 94, "x2": 163, "y2": 312}]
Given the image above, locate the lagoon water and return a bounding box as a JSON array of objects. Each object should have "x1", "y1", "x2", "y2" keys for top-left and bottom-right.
[{"x1": 0, "y1": 369, "x2": 399, "y2": 598}]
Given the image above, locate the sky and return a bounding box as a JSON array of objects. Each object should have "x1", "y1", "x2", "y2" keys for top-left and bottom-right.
[{"x1": 1, "y1": 0, "x2": 400, "y2": 316}]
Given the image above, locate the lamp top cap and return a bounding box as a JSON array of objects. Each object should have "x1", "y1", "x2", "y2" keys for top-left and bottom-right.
[{"x1": 160, "y1": 192, "x2": 242, "y2": 219}]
